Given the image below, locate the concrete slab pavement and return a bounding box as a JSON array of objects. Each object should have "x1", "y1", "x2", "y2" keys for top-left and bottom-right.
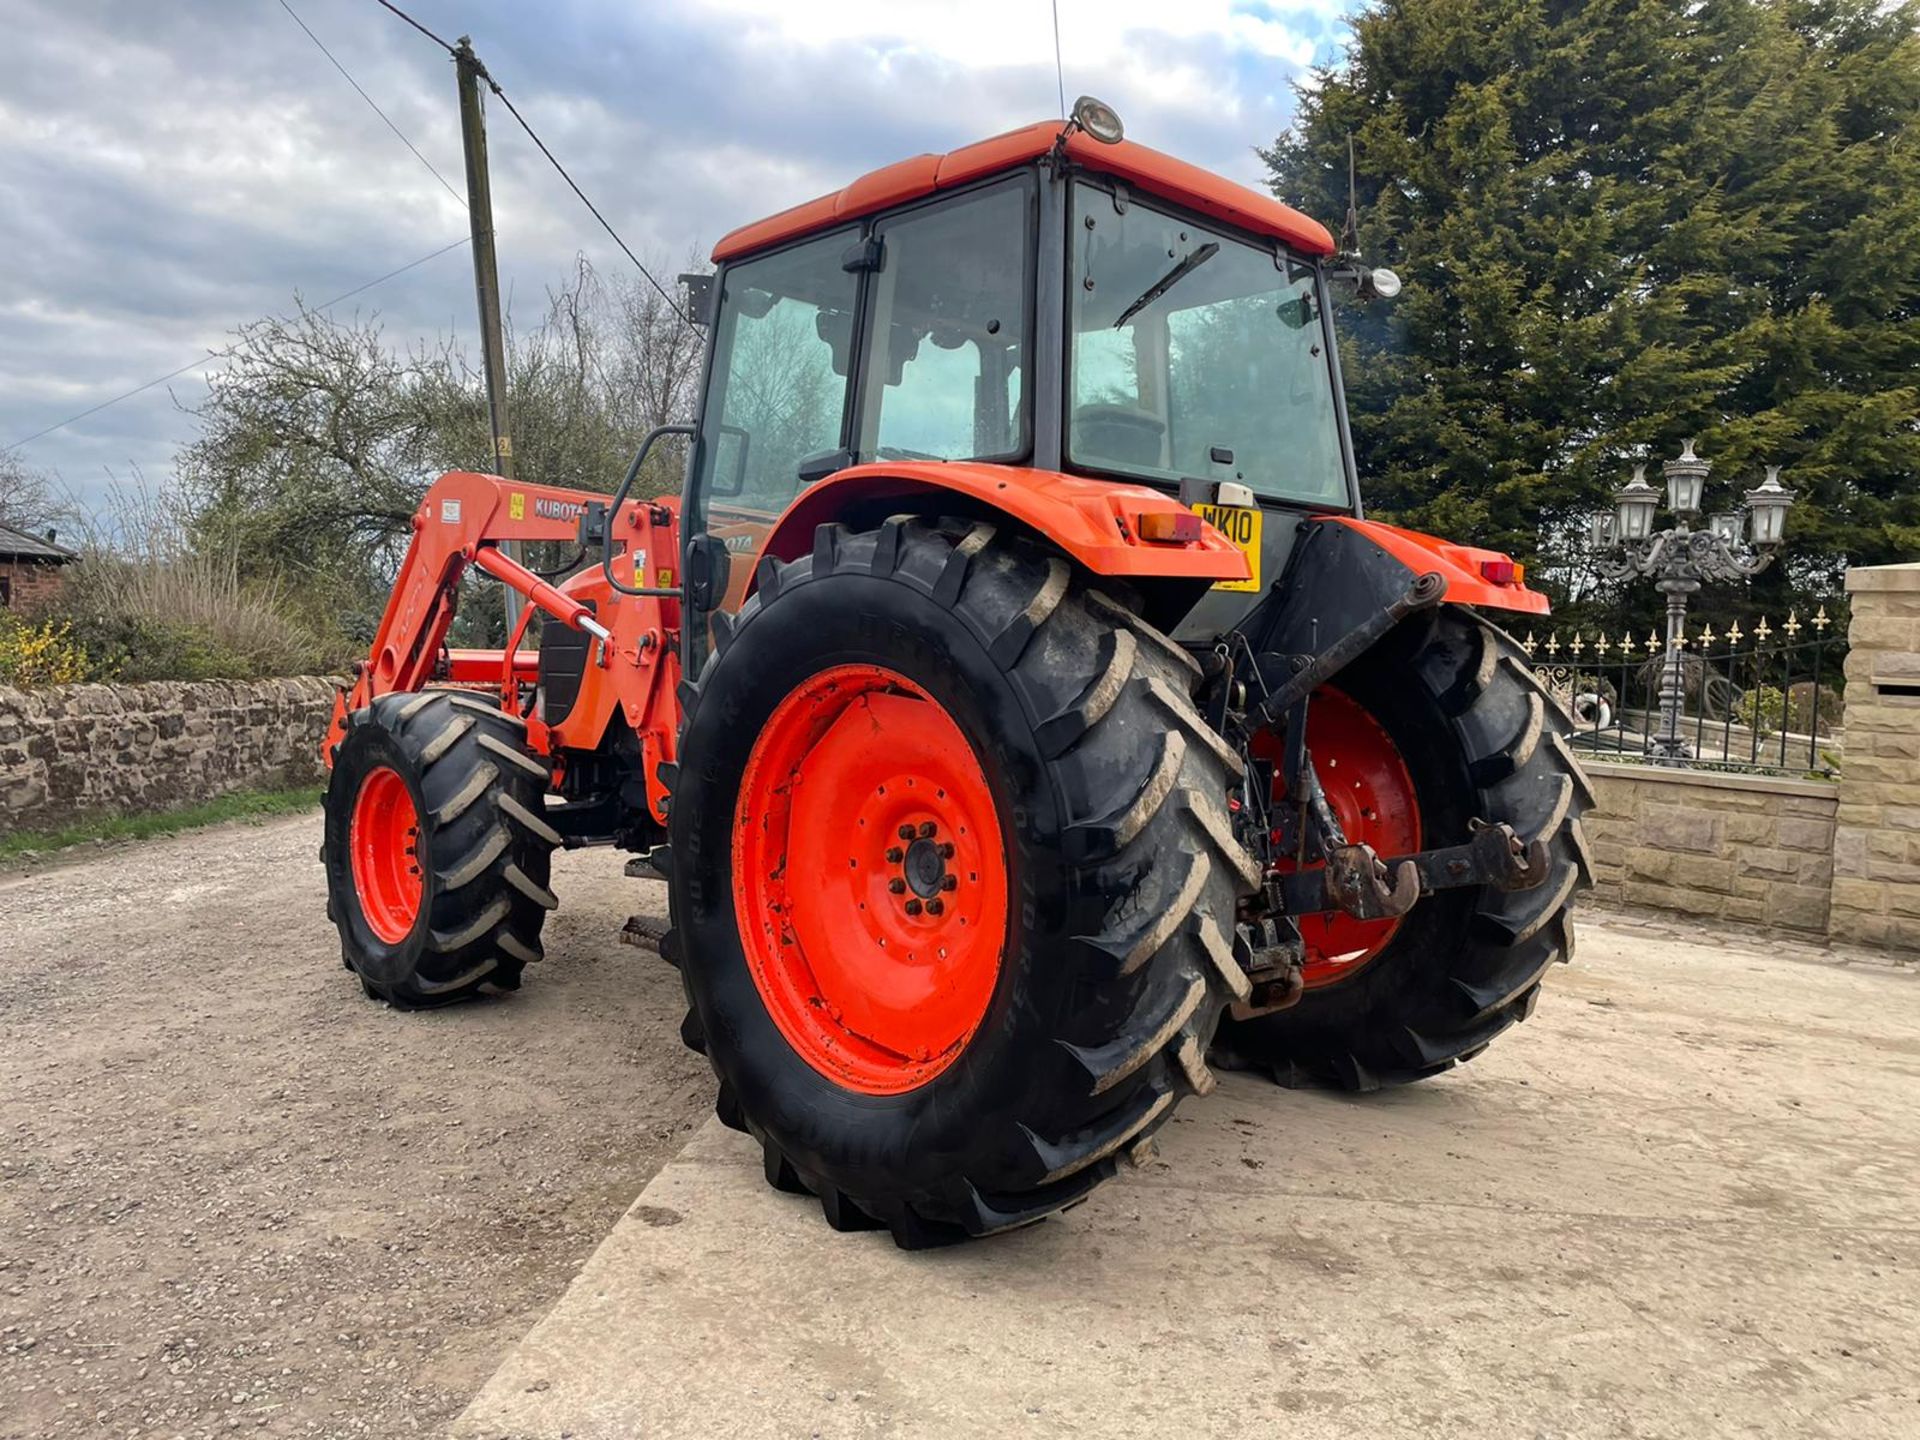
[{"x1": 455, "y1": 915, "x2": 1920, "y2": 1440}]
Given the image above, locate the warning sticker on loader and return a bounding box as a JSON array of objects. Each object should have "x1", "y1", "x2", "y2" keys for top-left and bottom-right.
[{"x1": 1192, "y1": 503, "x2": 1261, "y2": 592}]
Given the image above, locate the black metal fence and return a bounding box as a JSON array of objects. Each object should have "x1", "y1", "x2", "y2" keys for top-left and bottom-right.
[{"x1": 1521, "y1": 605, "x2": 1847, "y2": 776}]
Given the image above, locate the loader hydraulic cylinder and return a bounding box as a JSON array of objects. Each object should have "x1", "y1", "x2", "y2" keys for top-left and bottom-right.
[{"x1": 470, "y1": 544, "x2": 612, "y2": 643}]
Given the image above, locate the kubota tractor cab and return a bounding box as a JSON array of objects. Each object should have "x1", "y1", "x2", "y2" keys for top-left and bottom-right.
[{"x1": 321, "y1": 102, "x2": 1591, "y2": 1248}]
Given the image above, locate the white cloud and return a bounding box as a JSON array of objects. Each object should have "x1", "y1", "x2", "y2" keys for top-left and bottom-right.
[
  {"x1": 688, "y1": 0, "x2": 1330, "y2": 69},
  {"x1": 0, "y1": 0, "x2": 1350, "y2": 506}
]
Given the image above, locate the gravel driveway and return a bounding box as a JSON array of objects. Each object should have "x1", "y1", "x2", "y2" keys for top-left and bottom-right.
[{"x1": 0, "y1": 812, "x2": 713, "y2": 1439}]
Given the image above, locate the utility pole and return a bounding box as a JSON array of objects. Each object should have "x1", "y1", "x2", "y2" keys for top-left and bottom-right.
[{"x1": 453, "y1": 35, "x2": 523, "y2": 633}]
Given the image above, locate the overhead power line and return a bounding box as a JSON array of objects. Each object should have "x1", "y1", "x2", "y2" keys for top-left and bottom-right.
[
  {"x1": 482, "y1": 83, "x2": 693, "y2": 326},
  {"x1": 7, "y1": 5, "x2": 475, "y2": 451},
  {"x1": 278, "y1": 0, "x2": 466, "y2": 210},
  {"x1": 372, "y1": 0, "x2": 456, "y2": 55},
  {"x1": 10, "y1": 5, "x2": 699, "y2": 453},
  {"x1": 2, "y1": 238, "x2": 471, "y2": 453},
  {"x1": 370, "y1": 0, "x2": 694, "y2": 327}
]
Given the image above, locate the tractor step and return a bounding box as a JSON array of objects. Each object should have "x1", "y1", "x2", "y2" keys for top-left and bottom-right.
[
  {"x1": 620, "y1": 913, "x2": 672, "y2": 954},
  {"x1": 623, "y1": 845, "x2": 673, "y2": 883}
]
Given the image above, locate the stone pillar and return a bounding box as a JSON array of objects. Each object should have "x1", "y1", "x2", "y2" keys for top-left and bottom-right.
[{"x1": 1830, "y1": 562, "x2": 1920, "y2": 951}]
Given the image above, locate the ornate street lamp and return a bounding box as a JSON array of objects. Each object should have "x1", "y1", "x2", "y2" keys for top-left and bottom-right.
[
  {"x1": 1590, "y1": 441, "x2": 1796, "y2": 764},
  {"x1": 1662, "y1": 438, "x2": 1711, "y2": 515},
  {"x1": 1613, "y1": 465, "x2": 1661, "y2": 543},
  {"x1": 1746, "y1": 465, "x2": 1795, "y2": 547}
]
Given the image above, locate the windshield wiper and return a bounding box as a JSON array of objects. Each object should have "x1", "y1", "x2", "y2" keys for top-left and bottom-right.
[{"x1": 1111, "y1": 242, "x2": 1220, "y2": 329}]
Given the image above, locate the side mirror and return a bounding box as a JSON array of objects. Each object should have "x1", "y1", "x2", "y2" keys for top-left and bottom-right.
[{"x1": 685, "y1": 533, "x2": 734, "y2": 614}]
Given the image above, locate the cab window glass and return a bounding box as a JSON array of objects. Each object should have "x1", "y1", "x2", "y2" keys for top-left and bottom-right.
[
  {"x1": 697, "y1": 230, "x2": 859, "y2": 518},
  {"x1": 856, "y1": 179, "x2": 1030, "y2": 462}
]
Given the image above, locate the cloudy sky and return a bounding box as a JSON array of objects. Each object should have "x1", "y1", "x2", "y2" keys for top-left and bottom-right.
[{"x1": 0, "y1": 0, "x2": 1350, "y2": 512}]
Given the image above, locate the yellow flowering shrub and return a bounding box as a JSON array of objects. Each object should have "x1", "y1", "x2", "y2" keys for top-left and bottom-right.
[{"x1": 0, "y1": 611, "x2": 97, "y2": 687}]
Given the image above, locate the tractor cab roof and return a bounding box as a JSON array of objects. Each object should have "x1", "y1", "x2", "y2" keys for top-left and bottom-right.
[{"x1": 710, "y1": 119, "x2": 1336, "y2": 264}]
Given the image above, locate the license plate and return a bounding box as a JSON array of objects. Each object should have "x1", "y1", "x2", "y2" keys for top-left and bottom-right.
[{"x1": 1192, "y1": 503, "x2": 1261, "y2": 592}]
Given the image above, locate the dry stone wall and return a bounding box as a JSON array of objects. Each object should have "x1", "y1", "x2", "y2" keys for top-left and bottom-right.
[{"x1": 0, "y1": 676, "x2": 337, "y2": 837}]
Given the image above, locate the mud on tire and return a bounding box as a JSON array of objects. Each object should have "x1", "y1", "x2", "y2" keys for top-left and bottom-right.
[
  {"x1": 1211, "y1": 609, "x2": 1595, "y2": 1090},
  {"x1": 323, "y1": 690, "x2": 558, "y2": 1008},
  {"x1": 667, "y1": 516, "x2": 1258, "y2": 1247}
]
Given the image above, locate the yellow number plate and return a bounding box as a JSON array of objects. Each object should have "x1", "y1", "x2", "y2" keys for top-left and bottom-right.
[{"x1": 1192, "y1": 503, "x2": 1262, "y2": 592}]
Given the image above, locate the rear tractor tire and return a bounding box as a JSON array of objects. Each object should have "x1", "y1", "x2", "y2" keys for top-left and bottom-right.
[
  {"x1": 668, "y1": 516, "x2": 1258, "y2": 1247},
  {"x1": 1211, "y1": 608, "x2": 1595, "y2": 1090},
  {"x1": 323, "y1": 690, "x2": 559, "y2": 1008}
]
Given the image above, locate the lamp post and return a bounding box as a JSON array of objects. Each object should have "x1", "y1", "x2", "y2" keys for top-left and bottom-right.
[{"x1": 1589, "y1": 441, "x2": 1796, "y2": 764}]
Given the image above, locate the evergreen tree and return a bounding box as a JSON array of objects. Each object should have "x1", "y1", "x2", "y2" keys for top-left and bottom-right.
[{"x1": 1266, "y1": 0, "x2": 1920, "y2": 610}]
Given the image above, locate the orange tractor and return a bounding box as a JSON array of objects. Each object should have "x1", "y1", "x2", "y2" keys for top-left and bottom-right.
[{"x1": 321, "y1": 102, "x2": 1592, "y2": 1247}]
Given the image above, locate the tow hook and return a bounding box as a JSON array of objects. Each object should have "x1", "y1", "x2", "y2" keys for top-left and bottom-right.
[
  {"x1": 1265, "y1": 820, "x2": 1550, "y2": 919},
  {"x1": 1325, "y1": 842, "x2": 1421, "y2": 921}
]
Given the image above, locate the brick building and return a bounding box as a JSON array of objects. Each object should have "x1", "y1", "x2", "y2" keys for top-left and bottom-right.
[{"x1": 0, "y1": 522, "x2": 78, "y2": 611}]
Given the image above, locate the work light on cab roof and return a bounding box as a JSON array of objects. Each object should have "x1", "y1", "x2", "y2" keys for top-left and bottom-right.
[{"x1": 1069, "y1": 95, "x2": 1125, "y2": 145}]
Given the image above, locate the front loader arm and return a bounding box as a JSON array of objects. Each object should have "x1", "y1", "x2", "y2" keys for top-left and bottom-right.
[{"x1": 322, "y1": 471, "x2": 632, "y2": 763}]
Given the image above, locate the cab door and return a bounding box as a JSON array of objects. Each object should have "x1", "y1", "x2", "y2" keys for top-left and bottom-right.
[
  {"x1": 681, "y1": 227, "x2": 861, "y2": 670},
  {"x1": 680, "y1": 175, "x2": 1037, "y2": 672}
]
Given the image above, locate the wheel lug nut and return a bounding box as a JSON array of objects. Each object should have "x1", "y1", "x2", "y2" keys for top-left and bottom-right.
[
  {"x1": 937, "y1": 842, "x2": 954, "y2": 859},
  {"x1": 925, "y1": 898, "x2": 943, "y2": 916},
  {"x1": 917, "y1": 821, "x2": 937, "y2": 838},
  {"x1": 885, "y1": 847, "x2": 904, "y2": 863},
  {"x1": 888, "y1": 878, "x2": 907, "y2": 895},
  {"x1": 898, "y1": 824, "x2": 916, "y2": 840},
  {"x1": 905, "y1": 899, "x2": 923, "y2": 916},
  {"x1": 941, "y1": 875, "x2": 957, "y2": 891}
]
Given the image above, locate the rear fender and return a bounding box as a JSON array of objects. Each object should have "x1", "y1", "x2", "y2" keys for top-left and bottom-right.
[
  {"x1": 1325, "y1": 516, "x2": 1548, "y2": 617},
  {"x1": 1252, "y1": 517, "x2": 1549, "y2": 664},
  {"x1": 744, "y1": 462, "x2": 1249, "y2": 629}
]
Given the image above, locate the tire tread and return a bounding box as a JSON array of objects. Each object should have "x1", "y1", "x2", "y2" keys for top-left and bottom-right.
[{"x1": 670, "y1": 517, "x2": 1252, "y2": 1245}]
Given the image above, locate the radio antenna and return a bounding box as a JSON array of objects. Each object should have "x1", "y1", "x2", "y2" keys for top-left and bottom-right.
[
  {"x1": 1050, "y1": 0, "x2": 1067, "y2": 118},
  {"x1": 1341, "y1": 133, "x2": 1360, "y2": 255}
]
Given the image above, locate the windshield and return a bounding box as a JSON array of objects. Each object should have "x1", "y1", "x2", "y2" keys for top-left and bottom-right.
[{"x1": 1068, "y1": 180, "x2": 1349, "y2": 507}]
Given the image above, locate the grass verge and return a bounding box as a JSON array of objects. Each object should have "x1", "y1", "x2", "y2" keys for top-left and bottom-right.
[{"x1": 0, "y1": 786, "x2": 323, "y2": 862}]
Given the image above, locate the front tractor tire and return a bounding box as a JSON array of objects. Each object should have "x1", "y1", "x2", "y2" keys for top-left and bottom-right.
[
  {"x1": 668, "y1": 517, "x2": 1257, "y2": 1247},
  {"x1": 1213, "y1": 608, "x2": 1595, "y2": 1090},
  {"x1": 323, "y1": 690, "x2": 559, "y2": 1008}
]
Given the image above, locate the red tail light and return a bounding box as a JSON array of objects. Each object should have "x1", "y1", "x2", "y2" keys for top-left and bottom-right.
[
  {"x1": 1138, "y1": 511, "x2": 1204, "y2": 544},
  {"x1": 1480, "y1": 558, "x2": 1524, "y2": 586}
]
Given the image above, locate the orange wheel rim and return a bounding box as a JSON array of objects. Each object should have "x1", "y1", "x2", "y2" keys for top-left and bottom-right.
[
  {"x1": 350, "y1": 766, "x2": 424, "y2": 944},
  {"x1": 1253, "y1": 688, "x2": 1421, "y2": 989},
  {"x1": 732, "y1": 664, "x2": 1008, "y2": 1095}
]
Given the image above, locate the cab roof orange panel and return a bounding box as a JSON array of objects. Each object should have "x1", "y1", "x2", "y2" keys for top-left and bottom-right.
[{"x1": 710, "y1": 120, "x2": 1336, "y2": 262}]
